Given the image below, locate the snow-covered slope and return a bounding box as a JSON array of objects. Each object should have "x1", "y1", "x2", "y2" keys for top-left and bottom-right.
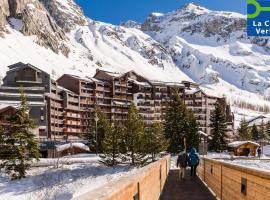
[{"x1": 1, "y1": 1, "x2": 270, "y2": 124}]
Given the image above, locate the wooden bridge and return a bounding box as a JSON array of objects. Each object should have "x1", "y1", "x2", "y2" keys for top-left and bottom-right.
[{"x1": 161, "y1": 169, "x2": 216, "y2": 200}]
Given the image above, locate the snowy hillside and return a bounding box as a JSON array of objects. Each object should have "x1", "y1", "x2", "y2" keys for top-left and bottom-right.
[{"x1": 1, "y1": 0, "x2": 270, "y2": 124}]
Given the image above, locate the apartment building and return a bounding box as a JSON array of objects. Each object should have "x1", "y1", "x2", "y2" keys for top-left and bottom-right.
[
  {"x1": 184, "y1": 87, "x2": 234, "y2": 136},
  {"x1": 0, "y1": 62, "x2": 235, "y2": 156}
]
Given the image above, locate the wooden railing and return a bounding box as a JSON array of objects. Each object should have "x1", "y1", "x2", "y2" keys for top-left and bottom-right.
[
  {"x1": 197, "y1": 157, "x2": 270, "y2": 200},
  {"x1": 73, "y1": 155, "x2": 170, "y2": 200}
]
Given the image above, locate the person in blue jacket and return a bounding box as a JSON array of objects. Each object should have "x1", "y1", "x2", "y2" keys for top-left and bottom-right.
[{"x1": 188, "y1": 147, "x2": 200, "y2": 179}]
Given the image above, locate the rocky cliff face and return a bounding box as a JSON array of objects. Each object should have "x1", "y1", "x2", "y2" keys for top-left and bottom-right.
[
  {"x1": 0, "y1": 0, "x2": 10, "y2": 33},
  {"x1": 0, "y1": 0, "x2": 69, "y2": 55},
  {"x1": 40, "y1": 0, "x2": 86, "y2": 32}
]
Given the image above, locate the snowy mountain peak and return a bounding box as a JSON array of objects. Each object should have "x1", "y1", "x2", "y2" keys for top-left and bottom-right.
[
  {"x1": 180, "y1": 3, "x2": 209, "y2": 13},
  {"x1": 0, "y1": 0, "x2": 270, "y2": 123}
]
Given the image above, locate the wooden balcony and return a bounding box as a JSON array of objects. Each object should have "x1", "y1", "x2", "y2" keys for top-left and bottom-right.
[
  {"x1": 64, "y1": 112, "x2": 81, "y2": 118},
  {"x1": 64, "y1": 120, "x2": 81, "y2": 126},
  {"x1": 51, "y1": 127, "x2": 63, "y2": 133},
  {"x1": 63, "y1": 127, "x2": 81, "y2": 133}
]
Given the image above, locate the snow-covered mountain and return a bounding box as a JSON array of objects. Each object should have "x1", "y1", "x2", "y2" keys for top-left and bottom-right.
[{"x1": 1, "y1": 0, "x2": 270, "y2": 124}]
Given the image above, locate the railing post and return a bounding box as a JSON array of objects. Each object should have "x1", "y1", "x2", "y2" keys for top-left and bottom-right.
[
  {"x1": 203, "y1": 158, "x2": 206, "y2": 181},
  {"x1": 160, "y1": 165, "x2": 162, "y2": 194},
  {"x1": 221, "y1": 165, "x2": 223, "y2": 200}
]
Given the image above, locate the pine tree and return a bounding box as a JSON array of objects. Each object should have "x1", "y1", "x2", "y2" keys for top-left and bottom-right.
[
  {"x1": 85, "y1": 105, "x2": 106, "y2": 153},
  {"x1": 266, "y1": 121, "x2": 270, "y2": 140},
  {"x1": 164, "y1": 89, "x2": 187, "y2": 153},
  {"x1": 145, "y1": 123, "x2": 168, "y2": 162},
  {"x1": 251, "y1": 124, "x2": 259, "y2": 141},
  {"x1": 0, "y1": 125, "x2": 9, "y2": 162},
  {"x1": 185, "y1": 110, "x2": 200, "y2": 150},
  {"x1": 123, "y1": 103, "x2": 146, "y2": 166},
  {"x1": 99, "y1": 120, "x2": 125, "y2": 166},
  {"x1": 209, "y1": 102, "x2": 228, "y2": 151},
  {"x1": 238, "y1": 118, "x2": 251, "y2": 140},
  {"x1": 259, "y1": 121, "x2": 265, "y2": 140},
  {"x1": 1, "y1": 89, "x2": 40, "y2": 179}
]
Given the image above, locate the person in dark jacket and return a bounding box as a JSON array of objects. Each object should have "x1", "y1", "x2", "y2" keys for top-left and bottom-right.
[
  {"x1": 188, "y1": 148, "x2": 200, "y2": 179},
  {"x1": 257, "y1": 147, "x2": 262, "y2": 158},
  {"x1": 176, "y1": 150, "x2": 189, "y2": 181}
]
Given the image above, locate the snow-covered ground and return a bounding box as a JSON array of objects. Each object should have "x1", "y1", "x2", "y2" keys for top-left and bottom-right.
[
  {"x1": 0, "y1": 154, "x2": 135, "y2": 200},
  {"x1": 225, "y1": 159, "x2": 270, "y2": 172},
  {"x1": 206, "y1": 152, "x2": 270, "y2": 172}
]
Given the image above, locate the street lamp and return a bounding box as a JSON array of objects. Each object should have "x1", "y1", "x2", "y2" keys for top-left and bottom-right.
[{"x1": 94, "y1": 112, "x2": 99, "y2": 155}]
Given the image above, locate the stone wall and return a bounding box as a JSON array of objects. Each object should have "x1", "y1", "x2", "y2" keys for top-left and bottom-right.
[
  {"x1": 198, "y1": 157, "x2": 270, "y2": 200},
  {"x1": 73, "y1": 155, "x2": 170, "y2": 200}
]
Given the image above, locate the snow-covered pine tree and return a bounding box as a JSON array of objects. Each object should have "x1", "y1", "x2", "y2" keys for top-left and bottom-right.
[
  {"x1": 238, "y1": 118, "x2": 251, "y2": 140},
  {"x1": 2, "y1": 89, "x2": 40, "y2": 179},
  {"x1": 209, "y1": 102, "x2": 228, "y2": 151},
  {"x1": 145, "y1": 122, "x2": 168, "y2": 162},
  {"x1": 185, "y1": 110, "x2": 200, "y2": 150},
  {"x1": 251, "y1": 124, "x2": 259, "y2": 141},
  {"x1": 123, "y1": 103, "x2": 146, "y2": 166},
  {"x1": 164, "y1": 88, "x2": 186, "y2": 153},
  {"x1": 99, "y1": 120, "x2": 125, "y2": 166}
]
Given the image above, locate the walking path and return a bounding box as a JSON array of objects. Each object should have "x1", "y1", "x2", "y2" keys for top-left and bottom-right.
[{"x1": 160, "y1": 169, "x2": 216, "y2": 200}]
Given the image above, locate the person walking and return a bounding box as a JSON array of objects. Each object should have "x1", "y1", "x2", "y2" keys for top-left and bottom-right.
[
  {"x1": 257, "y1": 147, "x2": 262, "y2": 158},
  {"x1": 188, "y1": 147, "x2": 200, "y2": 179},
  {"x1": 176, "y1": 150, "x2": 189, "y2": 181}
]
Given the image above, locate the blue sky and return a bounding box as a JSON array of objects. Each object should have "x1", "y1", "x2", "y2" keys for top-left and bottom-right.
[{"x1": 75, "y1": 0, "x2": 246, "y2": 25}]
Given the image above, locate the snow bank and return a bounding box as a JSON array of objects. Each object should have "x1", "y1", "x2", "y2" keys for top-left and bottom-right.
[
  {"x1": 0, "y1": 154, "x2": 134, "y2": 200},
  {"x1": 56, "y1": 142, "x2": 89, "y2": 152}
]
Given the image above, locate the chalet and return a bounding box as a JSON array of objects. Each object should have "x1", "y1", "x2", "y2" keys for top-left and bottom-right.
[
  {"x1": 228, "y1": 141, "x2": 260, "y2": 156},
  {"x1": 0, "y1": 105, "x2": 17, "y2": 126}
]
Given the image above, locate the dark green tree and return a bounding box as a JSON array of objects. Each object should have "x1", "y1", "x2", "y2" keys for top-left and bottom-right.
[
  {"x1": 185, "y1": 110, "x2": 200, "y2": 150},
  {"x1": 251, "y1": 124, "x2": 259, "y2": 141},
  {"x1": 1, "y1": 89, "x2": 40, "y2": 179},
  {"x1": 99, "y1": 120, "x2": 125, "y2": 166},
  {"x1": 238, "y1": 118, "x2": 251, "y2": 140},
  {"x1": 259, "y1": 121, "x2": 265, "y2": 140},
  {"x1": 145, "y1": 123, "x2": 168, "y2": 162},
  {"x1": 0, "y1": 125, "x2": 10, "y2": 162},
  {"x1": 266, "y1": 121, "x2": 270, "y2": 140},
  {"x1": 85, "y1": 105, "x2": 107, "y2": 153},
  {"x1": 164, "y1": 89, "x2": 187, "y2": 153},
  {"x1": 209, "y1": 102, "x2": 228, "y2": 151},
  {"x1": 123, "y1": 103, "x2": 146, "y2": 166}
]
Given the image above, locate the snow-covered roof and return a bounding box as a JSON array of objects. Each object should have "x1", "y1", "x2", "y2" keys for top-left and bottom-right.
[
  {"x1": 113, "y1": 101, "x2": 129, "y2": 106},
  {"x1": 0, "y1": 92, "x2": 43, "y2": 98},
  {"x1": 128, "y1": 78, "x2": 151, "y2": 87},
  {"x1": 198, "y1": 131, "x2": 208, "y2": 137},
  {"x1": 185, "y1": 87, "x2": 200, "y2": 95},
  {"x1": 228, "y1": 141, "x2": 260, "y2": 148},
  {"x1": 56, "y1": 142, "x2": 90, "y2": 152},
  {"x1": 0, "y1": 100, "x2": 45, "y2": 106},
  {"x1": 0, "y1": 104, "x2": 18, "y2": 112},
  {"x1": 247, "y1": 115, "x2": 270, "y2": 127}
]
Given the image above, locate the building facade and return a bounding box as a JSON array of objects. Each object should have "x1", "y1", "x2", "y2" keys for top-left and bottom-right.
[
  {"x1": 0, "y1": 62, "x2": 235, "y2": 156},
  {"x1": 183, "y1": 88, "x2": 234, "y2": 136}
]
